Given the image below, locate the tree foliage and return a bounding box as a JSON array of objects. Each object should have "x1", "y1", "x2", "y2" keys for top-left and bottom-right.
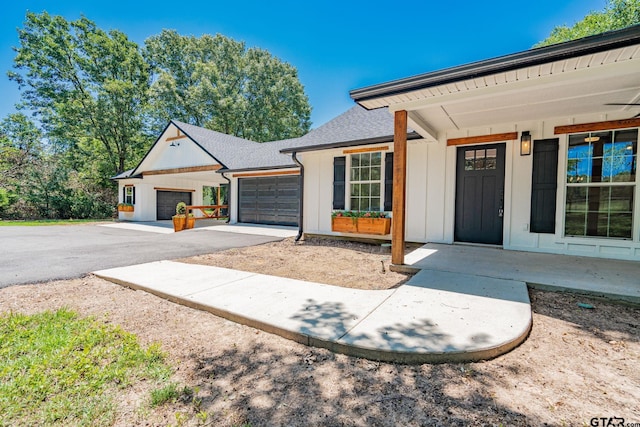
[
  {"x1": 4, "y1": 13, "x2": 312, "y2": 219},
  {"x1": 9, "y1": 12, "x2": 150, "y2": 176},
  {"x1": 0, "y1": 113, "x2": 113, "y2": 219},
  {"x1": 144, "y1": 30, "x2": 311, "y2": 142},
  {"x1": 536, "y1": 0, "x2": 640, "y2": 46}
]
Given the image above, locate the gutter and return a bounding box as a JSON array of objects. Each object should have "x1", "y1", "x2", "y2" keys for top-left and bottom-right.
[
  {"x1": 220, "y1": 171, "x2": 231, "y2": 224},
  {"x1": 217, "y1": 164, "x2": 298, "y2": 174},
  {"x1": 291, "y1": 152, "x2": 304, "y2": 242},
  {"x1": 350, "y1": 24, "x2": 640, "y2": 104}
]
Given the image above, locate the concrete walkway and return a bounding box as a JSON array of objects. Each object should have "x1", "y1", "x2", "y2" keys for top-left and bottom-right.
[
  {"x1": 95, "y1": 261, "x2": 531, "y2": 364},
  {"x1": 405, "y1": 243, "x2": 640, "y2": 303},
  {"x1": 101, "y1": 221, "x2": 298, "y2": 238}
]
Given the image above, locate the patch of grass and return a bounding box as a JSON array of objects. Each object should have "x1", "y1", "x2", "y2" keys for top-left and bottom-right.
[
  {"x1": 150, "y1": 383, "x2": 181, "y2": 407},
  {"x1": 0, "y1": 219, "x2": 110, "y2": 226},
  {"x1": 0, "y1": 308, "x2": 172, "y2": 426}
]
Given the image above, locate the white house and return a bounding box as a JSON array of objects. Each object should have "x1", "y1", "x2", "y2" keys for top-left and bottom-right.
[
  {"x1": 116, "y1": 25, "x2": 640, "y2": 262},
  {"x1": 114, "y1": 120, "x2": 302, "y2": 226},
  {"x1": 282, "y1": 25, "x2": 640, "y2": 262}
]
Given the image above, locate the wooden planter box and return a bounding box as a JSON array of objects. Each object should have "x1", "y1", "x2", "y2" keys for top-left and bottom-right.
[
  {"x1": 332, "y1": 216, "x2": 358, "y2": 233},
  {"x1": 184, "y1": 216, "x2": 195, "y2": 229},
  {"x1": 357, "y1": 217, "x2": 391, "y2": 235},
  {"x1": 172, "y1": 216, "x2": 186, "y2": 232},
  {"x1": 332, "y1": 216, "x2": 391, "y2": 235},
  {"x1": 118, "y1": 205, "x2": 134, "y2": 212}
]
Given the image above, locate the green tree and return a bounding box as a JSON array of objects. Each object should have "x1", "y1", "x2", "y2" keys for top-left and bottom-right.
[
  {"x1": 144, "y1": 30, "x2": 311, "y2": 141},
  {"x1": 9, "y1": 12, "x2": 150, "y2": 176},
  {"x1": 0, "y1": 113, "x2": 43, "y2": 217},
  {"x1": 536, "y1": 0, "x2": 640, "y2": 47}
]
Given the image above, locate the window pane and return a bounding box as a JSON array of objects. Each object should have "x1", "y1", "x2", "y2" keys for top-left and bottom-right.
[
  {"x1": 565, "y1": 212, "x2": 586, "y2": 236},
  {"x1": 610, "y1": 186, "x2": 634, "y2": 212},
  {"x1": 465, "y1": 150, "x2": 475, "y2": 171},
  {"x1": 567, "y1": 134, "x2": 592, "y2": 183},
  {"x1": 371, "y1": 198, "x2": 380, "y2": 210},
  {"x1": 361, "y1": 167, "x2": 370, "y2": 181},
  {"x1": 351, "y1": 168, "x2": 359, "y2": 181},
  {"x1": 361, "y1": 184, "x2": 370, "y2": 196},
  {"x1": 371, "y1": 183, "x2": 380, "y2": 197},
  {"x1": 475, "y1": 149, "x2": 485, "y2": 170},
  {"x1": 371, "y1": 166, "x2": 381, "y2": 180},
  {"x1": 566, "y1": 187, "x2": 587, "y2": 212},
  {"x1": 350, "y1": 198, "x2": 360, "y2": 211},
  {"x1": 360, "y1": 153, "x2": 371, "y2": 167},
  {"x1": 351, "y1": 184, "x2": 360, "y2": 196},
  {"x1": 352, "y1": 154, "x2": 360, "y2": 167},
  {"x1": 371, "y1": 152, "x2": 381, "y2": 166},
  {"x1": 485, "y1": 148, "x2": 497, "y2": 169},
  {"x1": 609, "y1": 213, "x2": 633, "y2": 238}
]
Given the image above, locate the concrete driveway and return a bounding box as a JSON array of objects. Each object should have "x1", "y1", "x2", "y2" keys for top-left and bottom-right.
[{"x1": 0, "y1": 222, "x2": 283, "y2": 288}]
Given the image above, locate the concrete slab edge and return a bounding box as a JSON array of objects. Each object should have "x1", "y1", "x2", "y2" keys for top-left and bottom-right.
[
  {"x1": 96, "y1": 273, "x2": 534, "y2": 365},
  {"x1": 527, "y1": 282, "x2": 640, "y2": 306}
]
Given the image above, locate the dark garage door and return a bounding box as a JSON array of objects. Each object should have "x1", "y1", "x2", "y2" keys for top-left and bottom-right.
[
  {"x1": 156, "y1": 191, "x2": 192, "y2": 220},
  {"x1": 238, "y1": 176, "x2": 299, "y2": 226}
]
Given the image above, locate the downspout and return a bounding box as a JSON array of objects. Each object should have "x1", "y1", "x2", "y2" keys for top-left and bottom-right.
[
  {"x1": 221, "y1": 172, "x2": 231, "y2": 224},
  {"x1": 291, "y1": 152, "x2": 304, "y2": 241}
]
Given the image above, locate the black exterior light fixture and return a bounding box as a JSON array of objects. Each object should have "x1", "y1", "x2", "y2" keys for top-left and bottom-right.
[
  {"x1": 520, "y1": 131, "x2": 531, "y2": 156},
  {"x1": 169, "y1": 141, "x2": 180, "y2": 147}
]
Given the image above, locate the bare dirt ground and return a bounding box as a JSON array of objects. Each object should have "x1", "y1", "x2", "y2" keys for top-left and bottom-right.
[{"x1": 1, "y1": 237, "x2": 639, "y2": 426}]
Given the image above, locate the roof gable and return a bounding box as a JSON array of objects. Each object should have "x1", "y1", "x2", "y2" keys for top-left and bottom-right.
[{"x1": 132, "y1": 123, "x2": 221, "y2": 175}]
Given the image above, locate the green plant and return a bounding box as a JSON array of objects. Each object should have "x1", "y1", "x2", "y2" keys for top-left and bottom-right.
[
  {"x1": 117, "y1": 202, "x2": 133, "y2": 208},
  {"x1": 331, "y1": 210, "x2": 388, "y2": 218},
  {"x1": 175, "y1": 202, "x2": 187, "y2": 216},
  {"x1": 150, "y1": 383, "x2": 180, "y2": 407}
]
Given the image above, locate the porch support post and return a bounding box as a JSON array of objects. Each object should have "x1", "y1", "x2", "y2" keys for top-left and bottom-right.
[{"x1": 392, "y1": 110, "x2": 407, "y2": 265}]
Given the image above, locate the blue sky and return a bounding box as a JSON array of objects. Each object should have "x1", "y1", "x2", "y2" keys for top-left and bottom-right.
[{"x1": 0, "y1": 0, "x2": 607, "y2": 128}]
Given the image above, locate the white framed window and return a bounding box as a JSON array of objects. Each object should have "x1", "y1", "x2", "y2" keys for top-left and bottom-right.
[
  {"x1": 564, "y1": 128, "x2": 637, "y2": 239},
  {"x1": 124, "y1": 186, "x2": 134, "y2": 205},
  {"x1": 349, "y1": 152, "x2": 382, "y2": 211}
]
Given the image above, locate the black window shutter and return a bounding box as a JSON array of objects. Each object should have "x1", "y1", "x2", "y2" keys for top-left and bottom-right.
[
  {"x1": 530, "y1": 139, "x2": 559, "y2": 233},
  {"x1": 132, "y1": 187, "x2": 136, "y2": 205},
  {"x1": 122, "y1": 186, "x2": 125, "y2": 203},
  {"x1": 333, "y1": 156, "x2": 346, "y2": 210},
  {"x1": 384, "y1": 152, "x2": 394, "y2": 211}
]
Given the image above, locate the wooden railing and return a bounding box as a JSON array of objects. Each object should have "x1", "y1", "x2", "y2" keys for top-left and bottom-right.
[{"x1": 185, "y1": 205, "x2": 229, "y2": 220}]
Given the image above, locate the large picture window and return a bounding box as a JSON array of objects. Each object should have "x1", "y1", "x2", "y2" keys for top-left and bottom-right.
[
  {"x1": 350, "y1": 152, "x2": 382, "y2": 211},
  {"x1": 565, "y1": 129, "x2": 637, "y2": 239}
]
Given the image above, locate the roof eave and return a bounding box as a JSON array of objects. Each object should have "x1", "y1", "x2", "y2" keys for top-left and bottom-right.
[
  {"x1": 350, "y1": 24, "x2": 640, "y2": 105},
  {"x1": 217, "y1": 164, "x2": 299, "y2": 174},
  {"x1": 280, "y1": 132, "x2": 422, "y2": 154}
]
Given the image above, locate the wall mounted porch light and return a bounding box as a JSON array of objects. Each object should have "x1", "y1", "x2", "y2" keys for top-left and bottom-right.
[{"x1": 520, "y1": 131, "x2": 531, "y2": 156}]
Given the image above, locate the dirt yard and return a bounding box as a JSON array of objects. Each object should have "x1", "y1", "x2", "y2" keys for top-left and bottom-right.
[{"x1": 1, "y1": 237, "x2": 638, "y2": 426}]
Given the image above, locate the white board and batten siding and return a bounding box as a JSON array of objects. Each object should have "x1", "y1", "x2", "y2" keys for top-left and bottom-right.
[
  {"x1": 301, "y1": 114, "x2": 640, "y2": 261},
  {"x1": 117, "y1": 123, "x2": 226, "y2": 221}
]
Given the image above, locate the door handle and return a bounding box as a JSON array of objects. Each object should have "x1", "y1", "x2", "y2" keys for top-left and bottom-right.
[{"x1": 498, "y1": 208, "x2": 504, "y2": 218}]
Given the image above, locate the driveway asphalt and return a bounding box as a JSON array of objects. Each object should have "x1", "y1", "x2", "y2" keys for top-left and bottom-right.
[{"x1": 0, "y1": 223, "x2": 282, "y2": 288}]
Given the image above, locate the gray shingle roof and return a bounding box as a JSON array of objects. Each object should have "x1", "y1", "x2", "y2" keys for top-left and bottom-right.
[
  {"x1": 279, "y1": 105, "x2": 415, "y2": 153},
  {"x1": 172, "y1": 120, "x2": 299, "y2": 172},
  {"x1": 119, "y1": 106, "x2": 406, "y2": 179}
]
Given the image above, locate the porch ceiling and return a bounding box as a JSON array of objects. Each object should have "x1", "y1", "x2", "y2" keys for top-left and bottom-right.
[{"x1": 366, "y1": 46, "x2": 640, "y2": 135}]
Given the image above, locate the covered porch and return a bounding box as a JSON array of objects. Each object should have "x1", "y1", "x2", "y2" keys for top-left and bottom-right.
[{"x1": 404, "y1": 243, "x2": 640, "y2": 304}]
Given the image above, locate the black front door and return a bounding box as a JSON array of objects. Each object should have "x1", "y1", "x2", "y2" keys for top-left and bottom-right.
[{"x1": 455, "y1": 143, "x2": 506, "y2": 245}]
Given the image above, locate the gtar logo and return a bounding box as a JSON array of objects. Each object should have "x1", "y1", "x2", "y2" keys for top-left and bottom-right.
[{"x1": 590, "y1": 417, "x2": 625, "y2": 427}]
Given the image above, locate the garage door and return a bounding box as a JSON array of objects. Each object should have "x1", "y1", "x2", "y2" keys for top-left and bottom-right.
[
  {"x1": 156, "y1": 191, "x2": 192, "y2": 220},
  {"x1": 238, "y1": 176, "x2": 299, "y2": 226}
]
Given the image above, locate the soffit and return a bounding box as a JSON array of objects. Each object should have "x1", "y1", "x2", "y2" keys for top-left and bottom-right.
[{"x1": 364, "y1": 46, "x2": 640, "y2": 133}]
